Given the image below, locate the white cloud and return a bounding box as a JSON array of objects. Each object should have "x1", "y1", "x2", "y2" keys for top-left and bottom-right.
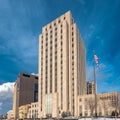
[
  {"x1": 0, "y1": 82, "x2": 14, "y2": 113},
  {"x1": 0, "y1": 103, "x2": 2, "y2": 106},
  {"x1": 31, "y1": 73, "x2": 38, "y2": 76},
  {"x1": 0, "y1": 82, "x2": 14, "y2": 99},
  {"x1": 0, "y1": 0, "x2": 49, "y2": 64},
  {"x1": 0, "y1": 102, "x2": 3, "y2": 110},
  {"x1": 0, "y1": 1, "x2": 39, "y2": 65}
]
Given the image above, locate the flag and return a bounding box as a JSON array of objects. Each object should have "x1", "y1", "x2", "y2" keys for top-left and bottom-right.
[{"x1": 94, "y1": 54, "x2": 98, "y2": 64}]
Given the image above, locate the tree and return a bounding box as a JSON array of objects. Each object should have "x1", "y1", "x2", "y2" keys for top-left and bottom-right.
[
  {"x1": 111, "y1": 111, "x2": 115, "y2": 116},
  {"x1": 79, "y1": 113, "x2": 82, "y2": 116},
  {"x1": 86, "y1": 97, "x2": 95, "y2": 117},
  {"x1": 46, "y1": 114, "x2": 52, "y2": 118},
  {"x1": 100, "y1": 98, "x2": 111, "y2": 117},
  {"x1": 61, "y1": 111, "x2": 71, "y2": 118},
  {"x1": 99, "y1": 98, "x2": 112, "y2": 120},
  {"x1": 61, "y1": 111, "x2": 67, "y2": 118},
  {"x1": 111, "y1": 94, "x2": 120, "y2": 120}
]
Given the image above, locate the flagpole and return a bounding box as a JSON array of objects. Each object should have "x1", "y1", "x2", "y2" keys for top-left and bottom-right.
[
  {"x1": 94, "y1": 61, "x2": 97, "y2": 117},
  {"x1": 93, "y1": 50, "x2": 97, "y2": 117}
]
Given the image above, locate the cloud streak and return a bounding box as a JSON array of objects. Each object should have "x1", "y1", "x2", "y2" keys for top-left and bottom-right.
[
  {"x1": 0, "y1": 82, "x2": 14, "y2": 114},
  {"x1": 0, "y1": 82, "x2": 14, "y2": 99},
  {"x1": 0, "y1": 3, "x2": 38, "y2": 63},
  {"x1": 0, "y1": 103, "x2": 3, "y2": 110}
]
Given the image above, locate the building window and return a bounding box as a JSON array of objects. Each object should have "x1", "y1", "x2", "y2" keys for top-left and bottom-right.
[
  {"x1": 61, "y1": 41, "x2": 63, "y2": 45},
  {"x1": 54, "y1": 22, "x2": 56, "y2": 26},
  {"x1": 55, "y1": 28, "x2": 57, "y2": 31},
  {"x1": 55, "y1": 44, "x2": 57, "y2": 48},
  {"x1": 50, "y1": 46, "x2": 52, "y2": 50},
  {"x1": 55, "y1": 38, "x2": 57, "y2": 42},
  {"x1": 46, "y1": 94, "x2": 52, "y2": 115},
  {"x1": 72, "y1": 44, "x2": 74, "y2": 47},
  {"x1": 58, "y1": 19, "x2": 61, "y2": 23},
  {"x1": 55, "y1": 77, "x2": 57, "y2": 92},
  {"x1": 72, "y1": 38, "x2": 74, "y2": 42},
  {"x1": 84, "y1": 105, "x2": 87, "y2": 110},
  {"x1": 55, "y1": 32, "x2": 57, "y2": 36},
  {"x1": 72, "y1": 18, "x2": 74, "y2": 24},
  {"x1": 72, "y1": 32, "x2": 74, "y2": 36}
]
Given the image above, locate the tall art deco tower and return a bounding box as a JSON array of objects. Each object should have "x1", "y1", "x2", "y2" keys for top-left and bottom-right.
[{"x1": 38, "y1": 11, "x2": 86, "y2": 118}]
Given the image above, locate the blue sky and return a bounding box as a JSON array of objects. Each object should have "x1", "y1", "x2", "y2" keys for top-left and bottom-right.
[{"x1": 0, "y1": 0, "x2": 120, "y2": 115}]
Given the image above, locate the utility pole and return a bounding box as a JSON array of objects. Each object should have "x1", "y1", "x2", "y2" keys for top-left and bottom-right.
[
  {"x1": 94, "y1": 63, "x2": 97, "y2": 117},
  {"x1": 93, "y1": 50, "x2": 98, "y2": 117}
]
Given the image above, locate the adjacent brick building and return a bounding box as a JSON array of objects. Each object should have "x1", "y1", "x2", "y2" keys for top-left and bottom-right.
[{"x1": 12, "y1": 72, "x2": 38, "y2": 119}]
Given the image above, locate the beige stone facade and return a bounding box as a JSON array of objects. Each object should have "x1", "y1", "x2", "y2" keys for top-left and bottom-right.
[
  {"x1": 13, "y1": 82, "x2": 18, "y2": 119},
  {"x1": 78, "y1": 92, "x2": 120, "y2": 117},
  {"x1": 27, "y1": 102, "x2": 39, "y2": 118},
  {"x1": 19, "y1": 104, "x2": 30, "y2": 119},
  {"x1": 38, "y1": 11, "x2": 86, "y2": 118},
  {"x1": 7, "y1": 110, "x2": 14, "y2": 120}
]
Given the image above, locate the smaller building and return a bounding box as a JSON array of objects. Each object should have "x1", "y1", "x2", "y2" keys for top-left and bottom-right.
[
  {"x1": 19, "y1": 104, "x2": 30, "y2": 119},
  {"x1": 78, "y1": 92, "x2": 120, "y2": 117},
  {"x1": 7, "y1": 110, "x2": 14, "y2": 120},
  {"x1": 86, "y1": 81, "x2": 95, "y2": 94},
  {"x1": 27, "y1": 102, "x2": 39, "y2": 118},
  {"x1": 13, "y1": 72, "x2": 38, "y2": 119}
]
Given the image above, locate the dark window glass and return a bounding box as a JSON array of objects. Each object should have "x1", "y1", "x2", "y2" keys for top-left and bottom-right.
[{"x1": 34, "y1": 84, "x2": 38, "y2": 102}]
